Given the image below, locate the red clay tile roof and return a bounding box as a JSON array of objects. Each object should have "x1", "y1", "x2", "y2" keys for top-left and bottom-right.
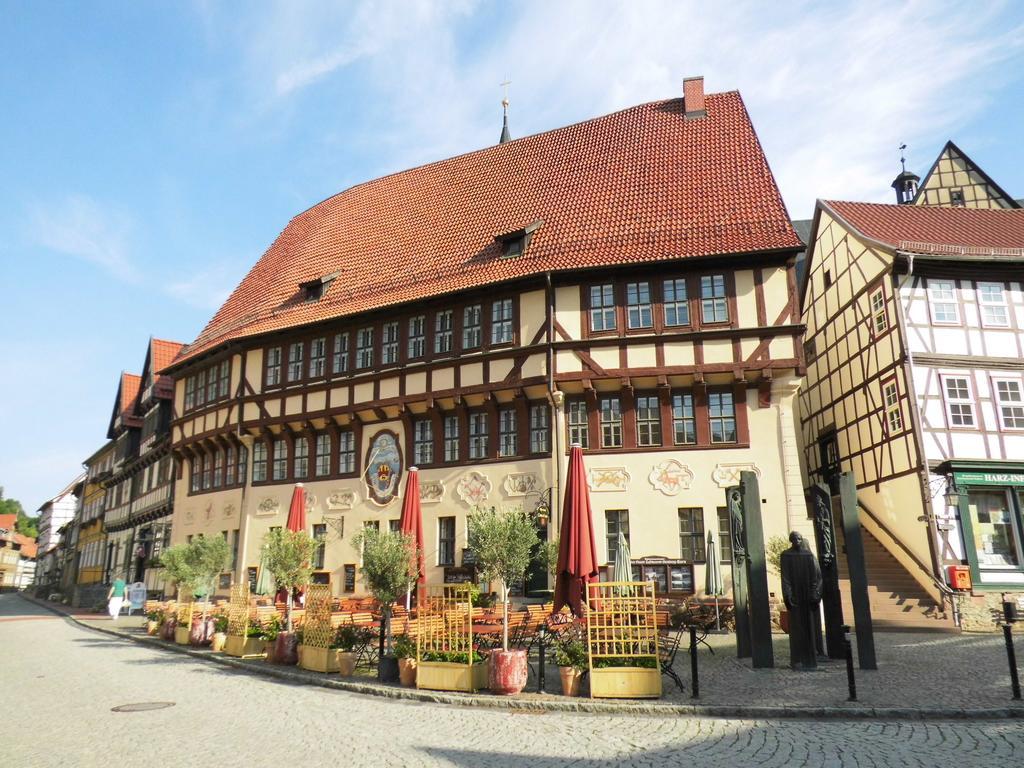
[
  {"x1": 15, "y1": 534, "x2": 37, "y2": 559},
  {"x1": 120, "y1": 372, "x2": 142, "y2": 414},
  {"x1": 150, "y1": 339, "x2": 184, "y2": 397},
  {"x1": 0, "y1": 514, "x2": 16, "y2": 531},
  {"x1": 824, "y1": 201, "x2": 1024, "y2": 254},
  {"x1": 170, "y1": 91, "x2": 800, "y2": 369}
]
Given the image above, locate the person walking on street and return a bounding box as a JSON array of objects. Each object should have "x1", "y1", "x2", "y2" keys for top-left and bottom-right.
[{"x1": 107, "y1": 576, "x2": 127, "y2": 620}]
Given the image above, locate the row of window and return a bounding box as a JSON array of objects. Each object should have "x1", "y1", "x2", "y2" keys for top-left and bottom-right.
[
  {"x1": 587, "y1": 274, "x2": 731, "y2": 334},
  {"x1": 189, "y1": 446, "x2": 250, "y2": 493},
  {"x1": 926, "y1": 279, "x2": 1015, "y2": 328},
  {"x1": 264, "y1": 297, "x2": 515, "y2": 388},
  {"x1": 943, "y1": 376, "x2": 1024, "y2": 430},
  {"x1": 184, "y1": 359, "x2": 231, "y2": 412}
]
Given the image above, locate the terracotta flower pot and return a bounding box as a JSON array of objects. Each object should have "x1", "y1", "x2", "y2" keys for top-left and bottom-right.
[
  {"x1": 211, "y1": 632, "x2": 227, "y2": 652},
  {"x1": 161, "y1": 617, "x2": 177, "y2": 641},
  {"x1": 337, "y1": 651, "x2": 357, "y2": 677},
  {"x1": 559, "y1": 666, "x2": 582, "y2": 697},
  {"x1": 273, "y1": 632, "x2": 299, "y2": 665},
  {"x1": 488, "y1": 649, "x2": 528, "y2": 695},
  {"x1": 398, "y1": 657, "x2": 417, "y2": 687}
]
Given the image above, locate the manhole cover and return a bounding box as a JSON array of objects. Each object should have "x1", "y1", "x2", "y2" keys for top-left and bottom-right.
[{"x1": 111, "y1": 702, "x2": 176, "y2": 713}]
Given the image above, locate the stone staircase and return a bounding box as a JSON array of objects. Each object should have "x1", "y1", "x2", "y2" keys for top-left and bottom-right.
[{"x1": 836, "y1": 527, "x2": 957, "y2": 632}]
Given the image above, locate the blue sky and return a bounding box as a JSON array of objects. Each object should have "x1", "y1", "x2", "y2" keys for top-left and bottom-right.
[{"x1": 2, "y1": 0, "x2": 1022, "y2": 514}]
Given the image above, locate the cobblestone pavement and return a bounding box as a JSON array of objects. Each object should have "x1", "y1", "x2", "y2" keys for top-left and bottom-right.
[{"x1": 5, "y1": 595, "x2": 1024, "y2": 768}]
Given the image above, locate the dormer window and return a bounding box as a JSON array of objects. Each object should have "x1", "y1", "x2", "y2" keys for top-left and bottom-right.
[
  {"x1": 495, "y1": 219, "x2": 543, "y2": 258},
  {"x1": 299, "y1": 271, "x2": 341, "y2": 302}
]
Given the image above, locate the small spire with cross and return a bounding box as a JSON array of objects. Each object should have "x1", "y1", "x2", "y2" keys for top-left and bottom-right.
[{"x1": 499, "y1": 77, "x2": 512, "y2": 144}]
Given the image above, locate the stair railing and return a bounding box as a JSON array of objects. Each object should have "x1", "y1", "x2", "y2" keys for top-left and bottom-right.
[{"x1": 856, "y1": 495, "x2": 960, "y2": 628}]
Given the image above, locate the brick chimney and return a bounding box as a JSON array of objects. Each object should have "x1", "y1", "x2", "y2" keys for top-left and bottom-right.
[{"x1": 684, "y1": 76, "x2": 706, "y2": 119}]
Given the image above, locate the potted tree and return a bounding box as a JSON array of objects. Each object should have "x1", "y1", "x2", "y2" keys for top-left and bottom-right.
[
  {"x1": 159, "y1": 543, "x2": 197, "y2": 645},
  {"x1": 261, "y1": 528, "x2": 317, "y2": 665},
  {"x1": 351, "y1": 527, "x2": 417, "y2": 683},
  {"x1": 187, "y1": 534, "x2": 230, "y2": 646},
  {"x1": 553, "y1": 632, "x2": 587, "y2": 697},
  {"x1": 467, "y1": 504, "x2": 540, "y2": 695},
  {"x1": 392, "y1": 632, "x2": 417, "y2": 687}
]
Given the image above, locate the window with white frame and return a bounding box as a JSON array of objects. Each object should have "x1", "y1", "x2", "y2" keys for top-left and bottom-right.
[
  {"x1": 600, "y1": 396, "x2": 623, "y2": 448},
  {"x1": 408, "y1": 315, "x2": 426, "y2": 359},
  {"x1": 663, "y1": 278, "x2": 689, "y2": 326},
  {"x1": 943, "y1": 376, "x2": 975, "y2": 428},
  {"x1": 314, "y1": 434, "x2": 330, "y2": 477},
  {"x1": 498, "y1": 408, "x2": 517, "y2": 457},
  {"x1": 700, "y1": 275, "x2": 728, "y2": 323},
  {"x1": 462, "y1": 305, "x2": 482, "y2": 350},
  {"x1": 206, "y1": 366, "x2": 218, "y2": 402},
  {"x1": 414, "y1": 419, "x2": 433, "y2": 465},
  {"x1": 287, "y1": 342, "x2": 304, "y2": 382},
  {"x1": 672, "y1": 393, "x2": 696, "y2": 445},
  {"x1": 293, "y1": 437, "x2": 309, "y2": 479},
  {"x1": 443, "y1": 415, "x2": 459, "y2": 461},
  {"x1": 272, "y1": 439, "x2": 288, "y2": 481},
  {"x1": 338, "y1": 431, "x2": 356, "y2": 474},
  {"x1": 996, "y1": 379, "x2": 1024, "y2": 429},
  {"x1": 266, "y1": 347, "x2": 282, "y2": 386},
  {"x1": 332, "y1": 333, "x2": 349, "y2": 374},
  {"x1": 635, "y1": 394, "x2": 661, "y2": 446},
  {"x1": 437, "y1": 517, "x2": 456, "y2": 566},
  {"x1": 309, "y1": 337, "x2": 326, "y2": 377},
  {"x1": 567, "y1": 399, "x2": 589, "y2": 448},
  {"x1": 491, "y1": 299, "x2": 513, "y2": 344},
  {"x1": 237, "y1": 446, "x2": 247, "y2": 485},
  {"x1": 978, "y1": 282, "x2": 1010, "y2": 328},
  {"x1": 252, "y1": 442, "x2": 267, "y2": 482},
  {"x1": 529, "y1": 404, "x2": 549, "y2": 453},
  {"x1": 185, "y1": 377, "x2": 196, "y2": 410},
  {"x1": 356, "y1": 327, "x2": 374, "y2": 368},
  {"x1": 626, "y1": 281, "x2": 653, "y2": 329},
  {"x1": 883, "y1": 379, "x2": 903, "y2": 433},
  {"x1": 870, "y1": 287, "x2": 887, "y2": 335},
  {"x1": 434, "y1": 310, "x2": 453, "y2": 355},
  {"x1": 196, "y1": 369, "x2": 206, "y2": 406},
  {"x1": 212, "y1": 450, "x2": 224, "y2": 488},
  {"x1": 382, "y1": 321, "x2": 399, "y2": 365},
  {"x1": 927, "y1": 279, "x2": 959, "y2": 324},
  {"x1": 708, "y1": 391, "x2": 737, "y2": 443},
  {"x1": 226, "y1": 446, "x2": 236, "y2": 486},
  {"x1": 590, "y1": 284, "x2": 616, "y2": 331},
  {"x1": 468, "y1": 413, "x2": 488, "y2": 459},
  {"x1": 218, "y1": 360, "x2": 230, "y2": 398}
]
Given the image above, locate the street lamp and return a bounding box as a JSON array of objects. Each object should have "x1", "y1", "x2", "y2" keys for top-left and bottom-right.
[{"x1": 943, "y1": 476, "x2": 962, "y2": 509}]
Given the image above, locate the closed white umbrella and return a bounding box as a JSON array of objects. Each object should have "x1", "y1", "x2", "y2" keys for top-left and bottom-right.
[{"x1": 705, "y1": 530, "x2": 724, "y2": 631}]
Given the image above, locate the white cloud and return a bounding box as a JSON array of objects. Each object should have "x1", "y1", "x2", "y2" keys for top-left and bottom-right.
[
  {"x1": 164, "y1": 261, "x2": 244, "y2": 311},
  {"x1": 28, "y1": 195, "x2": 138, "y2": 281}
]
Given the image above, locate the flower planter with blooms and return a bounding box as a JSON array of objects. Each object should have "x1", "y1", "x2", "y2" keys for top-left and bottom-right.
[
  {"x1": 145, "y1": 609, "x2": 163, "y2": 636},
  {"x1": 467, "y1": 504, "x2": 540, "y2": 695},
  {"x1": 211, "y1": 615, "x2": 229, "y2": 652}
]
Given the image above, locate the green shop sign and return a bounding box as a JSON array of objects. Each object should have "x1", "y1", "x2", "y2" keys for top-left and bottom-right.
[{"x1": 954, "y1": 471, "x2": 1024, "y2": 487}]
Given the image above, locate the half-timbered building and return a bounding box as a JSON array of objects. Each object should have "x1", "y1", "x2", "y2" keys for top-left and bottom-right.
[
  {"x1": 800, "y1": 145, "x2": 1024, "y2": 629},
  {"x1": 163, "y1": 78, "x2": 809, "y2": 601}
]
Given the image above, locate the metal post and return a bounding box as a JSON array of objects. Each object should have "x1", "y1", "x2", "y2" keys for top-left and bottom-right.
[
  {"x1": 1003, "y1": 624, "x2": 1021, "y2": 700},
  {"x1": 537, "y1": 626, "x2": 547, "y2": 693},
  {"x1": 842, "y1": 624, "x2": 856, "y2": 701},
  {"x1": 689, "y1": 626, "x2": 699, "y2": 699}
]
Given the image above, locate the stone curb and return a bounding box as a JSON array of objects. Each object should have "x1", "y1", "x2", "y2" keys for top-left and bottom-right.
[{"x1": 21, "y1": 595, "x2": 1024, "y2": 721}]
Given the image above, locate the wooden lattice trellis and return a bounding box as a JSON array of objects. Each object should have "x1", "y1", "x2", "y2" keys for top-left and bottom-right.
[
  {"x1": 227, "y1": 584, "x2": 250, "y2": 639},
  {"x1": 302, "y1": 584, "x2": 334, "y2": 649},
  {"x1": 416, "y1": 584, "x2": 473, "y2": 659},
  {"x1": 585, "y1": 581, "x2": 659, "y2": 662}
]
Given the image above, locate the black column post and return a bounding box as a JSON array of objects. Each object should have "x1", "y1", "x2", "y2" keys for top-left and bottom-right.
[
  {"x1": 741, "y1": 471, "x2": 774, "y2": 669},
  {"x1": 838, "y1": 472, "x2": 877, "y2": 670},
  {"x1": 810, "y1": 483, "x2": 845, "y2": 658},
  {"x1": 727, "y1": 486, "x2": 751, "y2": 659}
]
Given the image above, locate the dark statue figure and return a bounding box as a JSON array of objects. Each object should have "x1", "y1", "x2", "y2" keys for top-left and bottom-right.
[
  {"x1": 728, "y1": 488, "x2": 746, "y2": 559},
  {"x1": 780, "y1": 531, "x2": 823, "y2": 670}
]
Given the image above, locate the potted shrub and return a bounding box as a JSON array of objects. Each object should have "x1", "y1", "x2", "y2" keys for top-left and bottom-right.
[
  {"x1": 261, "y1": 528, "x2": 317, "y2": 665},
  {"x1": 553, "y1": 633, "x2": 587, "y2": 697},
  {"x1": 392, "y1": 633, "x2": 417, "y2": 687},
  {"x1": 211, "y1": 615, "x2": 229, "y2": 652},
  {"x1": 186, "y1": 535, "x2": 230, "y2": 647},
  {"x1": 145, "y1": 609, "x2": 163, "y2": 635},
  {"x1": 334, "y1": 624, "x2": 369, "y2": 677},
  {"x1": 159, "y1": 544, "x2": 195, "y2": 644},
  {"x1": 261, "y1": 614, "x2": 284, "y2": 660},
  {"x1": 468, "y1": 504, "x2": 539, "y2": 695},
  {"x1": 350, "y1": 527, "x2": 418, "y2": 683}
]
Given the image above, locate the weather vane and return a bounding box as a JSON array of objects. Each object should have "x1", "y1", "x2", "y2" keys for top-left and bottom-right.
[
  {"x1": 899, "y1": 143, "x2": 908, "y2": 173},
  {"x1": 500, "y1": 77, "x2": 511, "y2": 108}
]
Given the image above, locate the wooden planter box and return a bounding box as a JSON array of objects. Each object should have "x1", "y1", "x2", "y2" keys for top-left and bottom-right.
[
  {"x1": 298, "y1": 645, "x2": 339, "y2": 673},
  {"x1": 416, "y1": 661, "x2": 488, "y2": 693},
  {"x1": 589, "y1": 667, "x2": 662, "y2": 699},
  {"x1": 224, "y1": 635, "x2": 266, "y2": 659},
  {"x1": 174, "y1": 626, "x2": 191, "y2": 645}
]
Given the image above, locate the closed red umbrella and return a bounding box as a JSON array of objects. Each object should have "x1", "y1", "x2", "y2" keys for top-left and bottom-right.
[
  {"x1": 286, "y1": 483, "x2": 306, "y2": 533},
  {"x1": 553, "y1": 444, "x2": 600, "y2": 616},
  {"x1": 398, "y1": 468, "x2": 425, "y2": 584}
]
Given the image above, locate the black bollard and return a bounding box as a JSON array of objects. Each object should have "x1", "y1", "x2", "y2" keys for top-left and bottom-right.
[
  {"x1": 842, "y1": 624, "x2": 856, "y2": 701},
  {"x1": 1003, "y1": 624, "x2": 1021, "y2": 701},
  {"x1": 537, "y1": 626, "x2": 547, "y2": 693},
  {"x1": 689, "y1": 626, "x2": 699, "y2": 699}
]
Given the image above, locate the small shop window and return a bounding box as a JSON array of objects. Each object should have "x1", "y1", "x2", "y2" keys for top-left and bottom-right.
[{"x1": 966, "y1": 490, "x2": 1022, "y2": 569}]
